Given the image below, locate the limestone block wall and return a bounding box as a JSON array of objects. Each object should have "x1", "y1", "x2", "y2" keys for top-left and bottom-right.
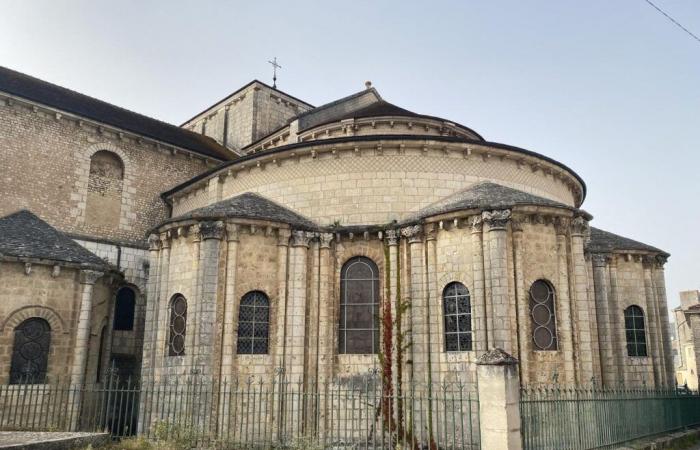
[{"x1": 0, "y1": 98, "x2": 219, "y2": 244}]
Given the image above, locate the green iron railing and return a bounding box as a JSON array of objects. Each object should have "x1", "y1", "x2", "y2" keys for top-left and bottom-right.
[
  {"x1": 0, "y1": 372, "x2": 480, "y2": 449},
  {"x1": 520, "y1": 386, "x2": 700, "y2": 450}
]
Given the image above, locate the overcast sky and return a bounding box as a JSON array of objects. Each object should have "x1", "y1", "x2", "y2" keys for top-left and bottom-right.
[{"x1": 1, "y1": 0, "x2": 698, "y2": 310}]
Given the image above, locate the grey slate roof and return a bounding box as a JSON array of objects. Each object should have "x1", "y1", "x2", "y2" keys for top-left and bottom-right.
[
  {"x1": 167, "y1": 192, "x2": 317, "y2": 229},
  {"x1": 587, "y1": 227, "x2": 668, "y2": 256},
  {"x1": 417, "y1": 181, "x2": 571, "y2": 218},
  {"x1": 0, "y1": 65, "x2": 232, "y2": 160},
  {"x1": 0, "y1": 210, "x2": 110, "y2": 268}
]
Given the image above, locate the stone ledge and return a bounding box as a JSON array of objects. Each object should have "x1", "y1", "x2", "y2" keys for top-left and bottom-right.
[
  {"x1": 0, "y1": 432, "x2": 109, "y2": 450},
  {"x1": 616, "y1": 425, "x2": 700, "y2": 449}
]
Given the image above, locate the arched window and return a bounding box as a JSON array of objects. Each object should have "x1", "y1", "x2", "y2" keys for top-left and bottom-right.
[
  {"x1": 114, "y1": 287, "x2": 136, "y2": 331},
  {"x1": 85, "y1": 150, "x2": 124, "y2": 228},
  {"x1": 624, "y1": 305, "x2": 647, "y2": 357},
  {"x1": 10, "y1": 318, "x2": 51, "y2": 384},
  {"x1": 168, "y1": 295, "x2": 187, "y2": 356},
  {"x1": 339, "y1": 256, "x2": 380, "y2": 354},
  {"x1": 443, "y1": 282, "x2": 472, "y2": 352},
  {"x1": 237, "y1": 291, "x2": 270, "y2": 354},
  {"x1": 529, "y1": 280, "x2": 558, "y2": 351}
]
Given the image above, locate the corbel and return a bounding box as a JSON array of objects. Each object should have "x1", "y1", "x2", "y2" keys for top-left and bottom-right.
[
  {"x1": 52, "y1": 265, "x2": 61, "y2": 277},
  {"x1": 24, "y1": 262, "x2": 32, "y2": 275}
]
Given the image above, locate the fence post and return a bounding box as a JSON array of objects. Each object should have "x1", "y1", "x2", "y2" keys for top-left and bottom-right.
[{"x1": 477, "y1": 348, "x2": 522, "y2": 450}]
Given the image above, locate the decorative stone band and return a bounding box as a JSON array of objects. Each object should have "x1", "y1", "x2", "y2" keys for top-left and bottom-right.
[
  {"x1": 571, "y1": 216, "x2": 589, "y2": 237},
  {"x1": 400, "y1": 224, "x2": 422, "y2": 244},
  {"x1": 482, "y1": 209, "x2": 511, "y2": 231},
  {"x1": 80, "y1": 269, "x2": 104, "y2": 285},
  {"x1": 319, "y1": 232, "x2": 334, "y2": 249},
  {"x1": 384, "y1": 229, "x2": 399, "y2": 246},
  {"x1": 197, "y1": 220, "x2": 226, "y2": 241},
  {"x1": 476, "y1": 348, "x2": 519, "y2": 366},
  {"x1": 591, "y1": 253, "x2": 611, "y2": 268}
]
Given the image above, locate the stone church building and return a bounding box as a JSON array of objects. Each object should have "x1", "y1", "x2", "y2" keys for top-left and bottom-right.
[{"x1": 0, "y1": 64, "x2": 675, "y2": 412}]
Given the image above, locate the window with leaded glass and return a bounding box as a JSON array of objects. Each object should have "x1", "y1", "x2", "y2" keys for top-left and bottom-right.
[
  {"x1": 624, "y1": 305, "x2": 647, "y2": 357},
  {"x1": 10, "y1": 318, "x2": 51, "y2": 384},
  {"x1": 168, "y1": 295, "x2": 187, "y2": 356},
  {"x1": 237, "y1": 291, "x2": 270, "y2": 354},
  {"x1": 443, "y1": 282, "x2": 472, "y2": 352},
  {"x1": 529, "y1": 280, "x2": 558, "y2": 351},
  {"x1": 114, "y1": 287, "x2": 136, "y2": 330},
  {"x1": 339, "y1": 257, "x2": 380, "y2": 354}
]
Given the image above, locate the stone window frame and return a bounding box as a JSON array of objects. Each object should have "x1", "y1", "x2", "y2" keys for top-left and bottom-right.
[
  {"x1": 236, "y1": 290, "x2": 271, "y2": 355},
  {"x1": 338, "y1": 256, "x2": 381, "y2": 355},
  {"x1": 9, "y1": 317, "x2": 52, "y2": 384},
  {"x1": 442, "y1": 281, "x2": 473, "y2": 352},
  {"x1": 167, "y1": 294, "x2": 188, "y2": 357},
  {"x1": 72, "y1": 142, "x2": 134, "y2": 231},
  {"x1": 624, "y1": 305, "x2": 648, "y2": 357},
  {"x1": 529, "y1": 279, "x2": 559, "y2": 351}
]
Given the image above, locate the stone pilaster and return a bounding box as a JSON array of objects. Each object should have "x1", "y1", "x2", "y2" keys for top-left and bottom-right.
[
  {"x1": 425, "y1": 223, "x2": 441, "y2": 385},
  {"x1": 608, "y1": 256, "x2": 625, "y2": 383},
  {"x1": 317, "y1": 232, "x2": 334, "y2": 384},
  {"x1": 642, "y1": 255, "x2": 663, "y2": 387},
  {"x1": 511, "y1": 217, "x2": 529, "y2": 384},
  {"x1": 551, "y1": 219, "x2": 575, "y2": 384},
  {"x1": 284, "y1": 230, "x2": 311, "y2": 382},
  {"x1": 306, "y1": 236, "x2": 321, "y2": 387},
  {"x1": 139, "y1": 234, "x2": 161, "y2": 432},
  {"x1": 274, "y1": 229, "x2": 291, "y2": 370},
  {"x1": 402, "y1": 224, "x2": 427, "y2": 384},
  {"x1": 220, "y1": 224, "x2": 239, "y2": 381},
  {"x1": 652, "y1": 256, "x2": 674, "y2": 386},
  {"x1": 153, "y1": 231, "x2": 172, "y2": 380},
  {"x1": 70, "y1": 269, "x2": 103, "y2": 430},
  {"x1": 482, "y1": 209, "x2": 512, "y2": 353},
  {"x1": 470, "y1": 216, "x2": 489, "y2": 351},
  {"x1": 591, "y1": 253, "x2": 616, "y2": 386},
  {"x1": 570, "y1": 216, "x2": 594, "y2": 383}
]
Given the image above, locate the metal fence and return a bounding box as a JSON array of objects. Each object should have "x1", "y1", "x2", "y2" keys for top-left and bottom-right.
[
  {"x1": 0, "y1": 373, "x2": 480, "y2": 449},
  {"x1": 520, "y1": 386, "x2": 700, "y2": 450}
]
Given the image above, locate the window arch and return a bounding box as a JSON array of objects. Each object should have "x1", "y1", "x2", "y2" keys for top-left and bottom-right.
[
  {"x1": 10, "y1": 318, "x2": 51, "y2": 384},
  {"x1": 237, "y1": 291, "x2": 270, "y2": 354},
  {"x1": 114, "y1": 287, "x2": 136, "y2": 330},
  {"x1": 85, "y1": 150, "x2": 124, "y2": 228},
  {"x1": 624, "y1": 305, "x2": 647, "y2": 357},
  {"x1": 339, "y1": 256, "x2": 380, "y2": 354},
  {"x1": 443, "y1": 282, "x2": 472, "y2": 352},
  {"x1": 168, "y1": 295, "x2": 187, "y2": 356},
  {"x1": 529, "y1": 280, "x2": 558, "y2": 351}
]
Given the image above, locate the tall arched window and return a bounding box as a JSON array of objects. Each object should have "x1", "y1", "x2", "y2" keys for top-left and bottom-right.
[
  {"x1": 529, "y1": 280, "x2": 558, "y2": 351},
  {"x1": 339, "y1": 256, "x2": 380, "y2": 354},
  {"x1": 443, "y1": 282, "x2": 472, "y2": 352},
  {"x1": 168, "y1": 295, "x2": 187, "y2": 356},
  {"x1": 114, "y1": 287, "x2": 136, "y2": 331},
  {"x1": 85, "y1": 150, "x2": 124, "y2": 228},
  {"x1": 10, "y1": 318, "x2": 51, "y2": 384},
  {"x1": 624, "y1": 305, "x2": 647, "y2": 357},
  {"x1": 237, "y1": 291, "x2": 270, "y2": 354}
]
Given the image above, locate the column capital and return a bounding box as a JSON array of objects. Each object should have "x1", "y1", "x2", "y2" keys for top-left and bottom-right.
[
  {"x1": 400, "y1": 225, "x2": 422, "y2": 244},
  {"x1": 225, "y1": 223, "x2": 240, "y2": 242},
  {"x1": 277, "y1": 228, "x2": 292, "y2": 246},
  {"x1": 291, "y1": 230, "x2": 312, "y2": 247},
  {"x1": 655, "y1": 254, "x2": 668, "y2": 268},
  {"x1": 197, "y1": 220, "x2": 226, "y2": 241},
  {"x1": 511, "y1": 216, "x2": 525, "y2": 233},
  {"x1": 469, "y1": 215, "x2": 483, "y2": 233},
  {"x1": 554, "y1": 217, "x2": 570, "y2": 236},
  {"x1": 384, "y1": 229, "x2": 399, "y2": 246},
  {"x1": 476, "y1": 348, "x2": 519, "y2": 366},
  {"x1": 591, "y1": 253, "x2": 610, "y2": 268},
  {"x1": 482, "y1": 209, "x2": 511, "y2": 231},
  {"x1": 571, "y1": 216, "x2": 589, "y2": 237},
  {"x1": 319, "y1": 232, "x2": 334, "y2": 249},
  {"x1": 148, "y1": 234, "x2": 161, "y2": 251},
  {"x1": 159, "y1": 230, "x2": 172, "y2": 249},
  {"x1": 80, "y1": 270, "x2": 104, "y2": 285},
  {"x1": 424, "y1": 223, "x2": 438, "y2": 241}
]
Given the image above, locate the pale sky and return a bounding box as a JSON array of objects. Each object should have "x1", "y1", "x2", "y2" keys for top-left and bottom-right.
[{"x1": 1, "y1": 0, "x2": 698, "y2": 310}]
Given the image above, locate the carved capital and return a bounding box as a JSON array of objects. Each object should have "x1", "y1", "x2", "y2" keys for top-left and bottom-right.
[
  {"x1": 424, "y1": 223, "x2": 438, "y2": 241},
  {"x1": 277, "y1": 229, "x2": 291, "y2": 246},
  {"x1": 319, "y1": 232, "x2": 334, "y2": 249},
  {"x1": 571, "y1": 216, "x2": 589, "y2": 237},
  {"x1": 400, "y1": 225, "x2": 422, "y2": 244},
  {"x1": 591, "y1": 253, "x2": 610, "y2": 268},
  {"x1": 148, "y1": 234, "x2": 161, "y2": 251},
  {"x1": 159, "y1": 230, "x2": 172, "y2": 249},
  {"x1": 655, "y1": 254, "x2": 668, "y2": 268},
  {"x1": 554, "y1": 217, "x2": 570, "y2": 236},
  {"x1": 384, "y1": 229, "x2": 399, "y2": 246},
  {"x1": 291, "y1": 230, "x2": 312, "y2": 247},
  {"x1": 469, "y1": 215, "x2": 483, "y2": 233},
  {"x1": 226, "y1": 223, "x2": 239, "y2": 242},
  {"x1": 482, "y1": 209, "x2": 511, "y2": 231},
  {"x1": 197, "y1": 220, "x2": 225, "y2": 241},
  {"x1": 80, "y1": 270, "x2": 104, "y2": 285},
  {"x1": 511, "y1": 216, "x2": 525, "y2": 233}
]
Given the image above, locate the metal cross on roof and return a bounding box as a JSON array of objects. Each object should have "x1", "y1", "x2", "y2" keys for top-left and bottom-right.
[{"x1": 268, "y1": 57, "x2": 281, "y2": 89}]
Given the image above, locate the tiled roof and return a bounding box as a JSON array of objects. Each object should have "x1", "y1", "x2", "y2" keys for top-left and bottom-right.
[
  {"x1": 417, "y1": 181, "x2": 570, "y2": 218},
  {"x1": 164, "y1": 192, "x2": 317, "y2": 229},
  {"x1": 0, "y1": 210, "x2": 110, "y2": 268},
  {"x1": 587, "y1": 227, "x2": 668, "y2": 256},
  {"x1": 0, "y1": 65, "x2": 232, "y2": 160}
]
